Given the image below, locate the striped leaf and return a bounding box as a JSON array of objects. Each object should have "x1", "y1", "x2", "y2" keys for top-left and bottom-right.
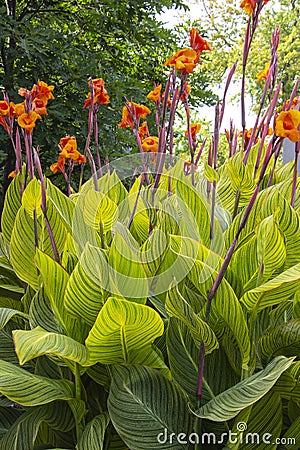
[
  {"x1": 0, "y1": 360, "x2": 74, "y2": 406},
  {"x1": 29, "y1": 287, "x2": 63, "y2": 333},
  {"x1": 193, "y1": 356, "x2": 294, "y2": 421},
  {"x1": 176, "y1": 178, "x2": 223, "y2": 253},
  {"x1": 10, "y1": 206, "x2": 39, "y2": 289},
  {"x1": 76, "y1": 413, "x2": 110, "y2": 450},
  {"x1": 0, "y1": 308, "x2": 28, "y2": 331},
  {"x1": 85, "y1": 297, "x2": 165, "y2": 367},
  {"x1": 282, "y1": 416, "x2": 300, "y2": 450},
  {"x1": 108, "y1": 230, "x2": 148, "y2": 301},
  {"x1": 108, "y1": 365, "x2": 193, "y2": 450},
  {"x1": 226, "y1": 189, "x2": 300, "y2": 269},
  {"x1": 273, "y1": 362, "x2": 300, "y2": 402},
  {"x1": 13, "y1": 326, "x2": 90, "y2": 366},
  {"x1": 227, "y1": 390, "x2": 282, "y2": 450},
  {"x1": 64, "y1": 244, "x2": 107, "y2": 326},
  {"x1": 21, "y1": 178, "x2": 42, "y2": 218},
  {"x1": 46, "y1": 178, "x2": 75, "y2": 232},
  {"x1": 83, "y1": 189, "x2": 118, "y2": 233},
  {"x1": 0, "y1": 401, "x2": 75, "y2": 450},
  {"x1": 241, "y1": 262, "x2": 300, "y2": 312},
  {"x1": 165, "y1": 284, "x2": 219, "y2": 354},
  {"x1": 35, "y1": 249, "x2": 69, "y2": 332},
  {"x1": 35, "y1": 249, "x2": 89, "y2": 342},
  {"x1": 259, "y1": 319, "x2": 300, "y2": 360},
  {"x1": 1, "y1": 173, "x2": 23, "y2": 244},
  {"x1": 188, "y1": 260, "x2": 250, "y2": 369},
  {"x1": 256, "y1": 214, "x2": 286, "y2": 282}
]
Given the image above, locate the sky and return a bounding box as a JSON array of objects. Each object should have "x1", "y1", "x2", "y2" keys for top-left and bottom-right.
[{"x1": 158, "y1": 1, "x2": 256, "y2": 132}]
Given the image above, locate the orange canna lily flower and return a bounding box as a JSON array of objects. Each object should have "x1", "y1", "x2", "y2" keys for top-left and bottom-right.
[
  {"x1": 275, "y1": 110, "x2": 300, "y2": 142},
  {"x1": 34, "y1": 80, "x2": 55, "y2": 103},
  {"x1": 185, "y1": 123, "x2": 201, "y2": 141},
  {"x1": 83, "y1": 78, "x2": 110, "y2": 108},
  {"x1": 190, "y1": 28, "x2": 210, "y2": 54},
  {"x1": 118, "y1": 102, "x2": 151, "y2": 129},
  {"x1": 147, "y1": 84, "x2": 162, "y2": 103},
  {"x1": 142, "y1": 136, "x2": 159, "y2": 153},
  {"x1": 240, "y1": 0, "x2": 256, "y2": 14},
  {"x1": 50, "y1": 155, "x2": 66, "y2": 174},
  {"x1": 13, "y1": 102, "x2": 25, "y2": 116},
  {"x1": 257, "y1": 62, "x2": 270, "y2": 82},
  {"x1": 138, "y1": 121, "x2": 150, "y2": 140},
  {"x1": 58, "y1": 136, "x2": 86, "y2": 164},
  {"x1": 0, "y1": 101, "x2": 9, "y2": 115},
  {"x1": 32, "y1": 98, "x2": 48, "y2": 115},
  {"x1": 164, "y1": 48, "x2": 199, "y2": 74},
  {"x1": 17, "y1": 111, "x2": 41, "y2": 132},
  {"x1": 59, "y1": 135, "x2": 74, "y2": 148}
]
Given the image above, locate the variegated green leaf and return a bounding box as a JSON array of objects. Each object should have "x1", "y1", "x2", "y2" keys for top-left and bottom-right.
[
  {"x1": 241, "y1": 262, "x2": 300, "y2": 312},
  {"x1": 83, "y1": 189, "x2": 118, "y2": 233},
  {"x1": 1, "y1": 173, "x2": 23, "y2": 244},
  {"x1": 108, "y1": 229, "x2": 148, "y2": 301},
  {"x1": 85, "y1": 297, "x2": 165, "y2": 367},
  {"x1": 21, "y1": 177, "x2": 42, "y2": 218},
  {"x1": 165, "y1": 284, "x2": 218, "y2": 354},
  {"x1": 193, "y1": 356, "x2": 295, "y2": 421},
  {"x1": 259, "y1": 319, "x2": 300, "y2": 359},
  {"x1": 64, "y1": 244, "x2": 107, "y2": 326},
  {"x1": 13, "y1": 326, "x2": 90, "y2": 366},
  {"x1": 0, "y1": 308, "x2": 28, "y2": 331},
  {"x1": 35, "y1": 249, "x2": 89, "y2": 342},
  {"x1": 76, "y1": 413, "x2": 110, "y2": 450},
  {"x1": 0, "y1": 360, "x2": 74, "y2": 406},
  {"x1": 0, "y1": 401, "x2": 75, "y2": 450},
  {"x1": 108, "y1": 365, "x2": 193, "y2": 450}
]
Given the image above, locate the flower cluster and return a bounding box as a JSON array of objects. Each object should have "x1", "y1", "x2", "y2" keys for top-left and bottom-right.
[
  {"x1": 50, "y1": 136, "x2": 86, "y2": 174},
  {"x1": 240, "y1": 0, "x2": 270, "y2": 15},
  {"x1": 164, "y1": 28, "x2": 210, "y2": 75},
  {"x1": 0, "y1": 80, "x2": 54, "y2": 134},
  {"x1": 83, "y1": 78, "x2": 110, "y2": 109},
  {"x1": 118, "y1": 102, "x2": 151, "y2": 130}
]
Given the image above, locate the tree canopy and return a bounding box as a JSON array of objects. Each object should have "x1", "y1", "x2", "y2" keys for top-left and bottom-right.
[{"x1": 189, "y1": 0, "x2": 299, "y2": 110}]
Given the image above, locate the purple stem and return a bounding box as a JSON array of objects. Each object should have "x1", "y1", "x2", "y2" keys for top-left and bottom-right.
[
  {"x1": 93, "y1": 115, "x2": 103, "y2": 176},
  {"x1": 253, "y1": 81, "x2": 282, "y2": 176},
  {"x1": 291, "y1": 140, "x2": 300, "y2": 208},
  {"x1": 219, "y1": 60, "x2": 238, "y2": 127},
  {"x1": 197, "y1": 136, "x2": 275, "y2": 397},
  {"x1": 24, "y1": 132, "x2": 34, "y2": 179},
  {"x1": 286, "y1": 78, "x2": 300, "y2": 110},
  {"x1": 33, "y1": 149, "x2": 60, "y2": 263},
  {"x1": 195, "y1": 138, "x2": 207, "y2": 166}
]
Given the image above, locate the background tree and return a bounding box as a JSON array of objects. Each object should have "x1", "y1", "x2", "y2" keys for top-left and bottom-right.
[
  {"x1": 188, "y1": 0, "x2": 299, "y2": 112},
  {"x1": 2, "y1": 0, "x2": 212, "y2": 212}
]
